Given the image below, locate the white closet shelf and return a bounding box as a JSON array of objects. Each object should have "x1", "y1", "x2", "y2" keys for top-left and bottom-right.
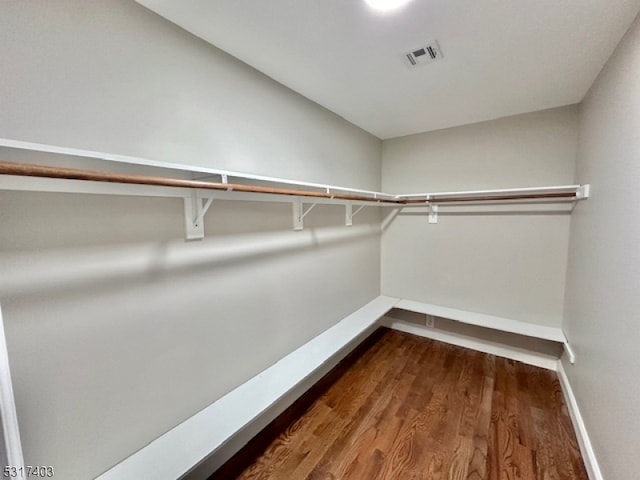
[
  {"x1": 0, "y1": 138, "x2": 590, "y2": 238},
  {"x1": 390, "y1": 298, "x2": 575, "y2": 365},
  {"x1": 402, "y1": 184, "x2": 590, "y2": 204},
  {"x1": 95, "y1": 296, "x2": 400, "y2": 480},
  {"x1": 0, "y1": 138, "x2": 395, "y2": 201},
  {"x1": 394, "y1": 298, "x2": 566, "y2": 343},
  {"x1": 94, "y1": 294, "x2": 574, "y2": 479}
]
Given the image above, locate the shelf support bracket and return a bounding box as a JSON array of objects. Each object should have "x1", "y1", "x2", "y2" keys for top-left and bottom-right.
[
  {"x1": 345, "y1": 203, "x2": 366, "y2": 227},
  {"x1": 184, "y1": 190, "x2": 214, "y2": 241},
  {"x1": 381, "y1": 208, "x2": 401, "y2": 231},
  {"x1": 293, "y1": 199, "x2": 317, "y2": 231},
  {"x1": 428, "y1": 204, "x2": 438, "y2": 224},
  {"x1": 577, "y1": 184, "x2": 591, "y2": 200},
  {"x1": 563, "y1": 340, "x2": 576, "y2": 364}
]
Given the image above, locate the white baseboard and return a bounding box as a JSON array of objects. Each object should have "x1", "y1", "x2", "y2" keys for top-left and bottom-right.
[
  {"x1": 93, "y1": 295, "x2": 589, "y2": 480},
  {"x1": 383, "y1": 318, "x2": 559, "y2": 371},
  {"x1": 385, "y1": 320, "x2": 601, "y2": 478},
  {"x1": 556, "y1": 359, "x2": 603, "y2": 480}
]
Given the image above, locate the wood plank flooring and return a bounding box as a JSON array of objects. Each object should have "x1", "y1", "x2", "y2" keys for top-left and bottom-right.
[{"x1": 212, "y1": 328, "x2": 587, "y2": 480}]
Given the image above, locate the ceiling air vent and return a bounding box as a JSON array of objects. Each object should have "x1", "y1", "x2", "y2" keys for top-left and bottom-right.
[{"x1": 405, "y1": 41, "x2": 443, "y2": 68}]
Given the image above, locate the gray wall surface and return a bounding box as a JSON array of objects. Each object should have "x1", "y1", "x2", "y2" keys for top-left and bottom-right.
[
  {"x1": 5, "y1": 1, "x2": 638, "y2": 479},
  {"x1": 562, "y1": 12, "x2": 640, "y2": 479},
  {"x1": 0, "y1": 0, "x2": 380, "y2": 189},
  {"x1": 381, "y1": 107, "x2": 578, "y2": 327},
  {"x1": 0, "y1": 2, "x2": 381, "y2": 479}
]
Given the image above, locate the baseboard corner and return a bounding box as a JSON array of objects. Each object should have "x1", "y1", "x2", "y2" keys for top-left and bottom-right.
[{"x1": 556, "y1": 359, "x2": 604, "y2": 480}]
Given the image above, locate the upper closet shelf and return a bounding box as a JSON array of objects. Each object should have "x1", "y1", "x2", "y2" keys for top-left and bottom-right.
[
  {"x1": 0, "y1": 138, "x2": 590, "y2": 239},
  {"x1": 402, "y1": 184, "x2": 590, "y2": 204}
]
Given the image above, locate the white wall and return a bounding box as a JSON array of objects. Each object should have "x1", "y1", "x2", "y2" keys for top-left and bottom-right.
[
  {"x1": 381, "y1": 107, "x2": 578, "y2": 327},
  {"x1": 562, "y1": 12, "x2": 640, "y2": 480},
  {"x1": 0, "y1": 0, "x2": 379, "y2": 189},
  {"x1": 0, "y1": 1, "x2": 381, "y2": 479}
]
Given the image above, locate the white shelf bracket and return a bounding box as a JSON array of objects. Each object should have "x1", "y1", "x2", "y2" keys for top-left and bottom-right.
[
  {"x1": 428, "y1": 204, "x2": 439, "y2": 224},
  {"x1": 293, "y1": 199, "x2": 303, "y2": 231},
  {"x1": 577, "y1": 184, "x2": 591, "y2": 200},
  {"x1": 345, "y1": 203, "x2": 366, "y2": 227},
  {"x1": 564, "y1": 340, "x2": 576, "y2": 364},
  {"x1": 293, "y1": 199, "x2": 316, "y2": 231},
  {"x1": 220, "y1": 174, "x2": 233, "y2": 192},
  {"x1": 184, "y1": 191, "x2": 215, "y2": 241},
  {"x1": 303, "y1": 203, "x2": 317, "y2": 220},
  {"x1": 382, "y1": 208, "x2": 401, "y2": 231}
]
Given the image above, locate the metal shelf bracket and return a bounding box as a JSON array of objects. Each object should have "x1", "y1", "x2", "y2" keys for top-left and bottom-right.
[
  {"x1": 577, "y1": 184, "x2": 591, "y2": 199},
  {"x1": 184, "y1": 191, "x2": 215, "y2": 240},
  {"x1": 428, "y1": 204, "x2": 438, "y2": 224},
  {"x1": 564, "y1": 340, "x2": 576, "y2": 364},
  {"x1": 345, "y1": 203, "x2": 366, "y2": 226},
  {"x1": 293, "y1": 199, "x2": 317, "y2": 231}
]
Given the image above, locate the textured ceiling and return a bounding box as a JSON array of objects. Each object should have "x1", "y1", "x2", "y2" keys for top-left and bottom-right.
[{"x1": 137, "y1": 0, "x2": 640, "y2": 139}]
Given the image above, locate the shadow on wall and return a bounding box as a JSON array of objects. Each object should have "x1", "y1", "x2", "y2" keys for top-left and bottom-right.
[
  {"x1": 0, "y1": 223, "x2": 380, "y2": 301},
  {"x1": 0, "y1": 187, "x2": 382, "y2": 300},
  {"x1": 381, "y1": 204, "x2": 573, "y2": 232}
]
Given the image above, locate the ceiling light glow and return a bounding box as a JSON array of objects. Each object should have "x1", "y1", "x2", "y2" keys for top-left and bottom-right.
[{"x1": 364, "y1": 0, "x2": 413, "y2": 12}]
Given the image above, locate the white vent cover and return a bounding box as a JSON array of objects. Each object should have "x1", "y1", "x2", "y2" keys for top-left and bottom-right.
[{"x1": 405, "y1": 41, "x2": 443, "y2": 67}]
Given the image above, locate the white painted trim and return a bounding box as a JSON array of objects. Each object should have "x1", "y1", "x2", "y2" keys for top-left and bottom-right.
[
  {"x1": 0, "y1": 138, "x2": 393, "y2": 199},
  {"x1": 0, "y1": 174, "x2": 192, "y2": 198},
  {"x1": 400, "y1": 184, "x2": 581, "y2": 198},
  {"x1": 0, "y1": 138, "x2": 586, "y2": 204},
  {"x1": 395, "y1": 298, "x2": 567, "y2": 343},
  {"x1": 400, "y1": 203, "x2": 575, "y2": 212},
  {"x1": 0, "y1": 303, "x2": 25, "y2": 474},
  {"x1": 563, "y1": 341, "x2": 576, "y2": 364},
  {"x1": 556, "y1": 360, "x2": 603, "y2": 480},
  {"x1": 383, "y1": 318, "x2": 559, "y2": 371},
  {"x1": 96, "y1": 296, "x2": 399, "y2": 480},
  {"x1": 0, "y1": 175, "x2": 400, "y2": 208}
]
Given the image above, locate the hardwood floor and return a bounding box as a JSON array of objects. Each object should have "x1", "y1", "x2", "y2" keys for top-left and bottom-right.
[{"x1": 213, "y1": 328, "x2": 587, "y2": 480}]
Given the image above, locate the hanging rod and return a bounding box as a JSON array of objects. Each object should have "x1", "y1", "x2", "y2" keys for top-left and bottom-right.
[
  {"x1": 0, "y1": 138, "x2": 395, "y2": 201},
  {"x1": 404, "y1": 192, "x2": 579, "y2": 204},
  {"x1": 0, "y1": 158, "x2": 590, "y2": 235},
  {"x1": 0, "y1": 161, "x2": 587, "y2": 205},
  {"x1": 0, "y1": 161, "x2": 394, "y2": 204},
  {"x1": 0, "y1": 138, "x2": 590, "y2": 206}
]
